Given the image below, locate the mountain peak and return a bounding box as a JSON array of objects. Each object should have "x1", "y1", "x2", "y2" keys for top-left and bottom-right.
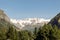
[{"x1": 0, "y1": 10, "x2": 10, "y2": 22}]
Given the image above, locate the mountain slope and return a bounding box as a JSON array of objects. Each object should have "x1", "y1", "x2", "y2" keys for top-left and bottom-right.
[
  {"x1": 0, "y1": 10, "x2": 10, "y2": 22},
  {"x1": 49, "y1": 13, "x2": 60, "y2": 28},
  {"x1": 0, "y1": 10, "x2": 16, "y2": 33}
]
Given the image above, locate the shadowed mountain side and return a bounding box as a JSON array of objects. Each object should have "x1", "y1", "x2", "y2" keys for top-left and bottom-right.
[{"x1": 49, "y1": 13, "x2": 60, "y2": 28}]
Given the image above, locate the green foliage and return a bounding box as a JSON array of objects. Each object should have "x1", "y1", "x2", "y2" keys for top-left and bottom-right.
[
  {"x1": 35, "y1": 24, "x2": 60, "y2": 40},
  {"x1": 7, "y1": 26, "x2": 19, "y2": 40},
  {"x1": 18, "y1": 30, "x2": 34, "y2": 40},
  {"x1": 0, "y1": 19, "x2": 10, "y2": 40},
  {"x1": 0, "y1": 27, "x2": 7, "y2": 40},
  {"x1": 0, "y1": 21, "x2": 60, "y2": 40},
  {"x1": 34, "y1": 27, "x2": 38, "y2": 35}
]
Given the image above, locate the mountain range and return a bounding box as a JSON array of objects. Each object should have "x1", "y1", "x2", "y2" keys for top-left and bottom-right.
[
  {"x1": 10, "y1": 18, "x2": 50, "y2": 31},
  {"x1": 0, "y1": 9, "x2": 60, "y2": 31}
]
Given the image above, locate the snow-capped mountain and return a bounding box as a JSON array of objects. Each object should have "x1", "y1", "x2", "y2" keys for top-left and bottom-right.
[{"x1": 10, "y1": 18, "x2": 50, "y2": 31}]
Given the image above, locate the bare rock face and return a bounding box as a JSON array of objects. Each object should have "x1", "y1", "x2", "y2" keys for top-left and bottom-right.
[{"x1": 0, "y1": 10, "x2": 10, "y2": 22}]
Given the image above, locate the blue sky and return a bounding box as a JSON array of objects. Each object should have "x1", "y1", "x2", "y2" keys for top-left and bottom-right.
[{"x1": 0, "y1": 0, "x2": 60, "y2": 19}]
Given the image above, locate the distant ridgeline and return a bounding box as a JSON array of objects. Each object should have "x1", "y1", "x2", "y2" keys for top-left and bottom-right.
[
  {"x1": 49, "y1": 13, "x2": 60, "y2": 28},
  {"x1": 0, "y1": 10, "x2": 10, "y2": 22}
]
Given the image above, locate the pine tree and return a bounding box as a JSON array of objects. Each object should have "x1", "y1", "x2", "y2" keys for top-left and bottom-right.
[{"x1": 7, "y1": 26, "x2": 19, "y2": 40}]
